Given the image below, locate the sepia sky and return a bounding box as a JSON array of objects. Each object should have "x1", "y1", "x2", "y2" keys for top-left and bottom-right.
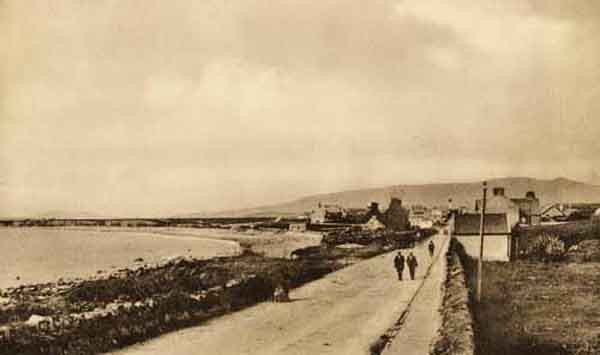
[{"x1": 1, "y1": 0, "x2": 600, "y2": 217}]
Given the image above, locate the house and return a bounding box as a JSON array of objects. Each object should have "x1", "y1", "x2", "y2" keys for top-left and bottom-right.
[
  {"x1": 564, "y1": 203, "x2": 600, "y2": 221},
  {"x1": 538, "y1": 203, "x2": 600, "y2": 223},
  {"x1": 309, "y1": 203, "x2": 347, "y2": 224},
  {"x1": 366, "y1": 202, "x2": 380, "y2": 216},
  {"x1": 511, "y1": 191, "x2": 541, "y2": 225},
  {"x1": 409, "y1": 205, "x2": 433, "y2": 228},
  {"x1": 324, "y1": 206, "x2": 345, "y2": 222},
  {"x1": 430, "y1": 207, "x2": 447, "y2": 224},
  {"x1": 475, "y1": 188, "x2": 539, "y2": 227},
  {"x1": 383, "y1": 198, "x2": 410, "y2": 231},
  {"x1": 538, "y1": 204, "x2": 566, "y2": 222},
  {"x1": 450, "y1": 213, "x2": 513, "y2": 261},
  {"x1": 289, "y1": 222, "x2": 307, "y2": 232},
  {"x1": 362, "y1": 215, "x2": 386, "y2": 231},
  {"x1": 309, "y1": 201, "x2": 381, "y2": 225},
  {"x1": 309, "y1": 209, "x2": 326, "y2": 224},
  {"x1": 411, "y1": 218, "x2": 434, "y2": 229}
]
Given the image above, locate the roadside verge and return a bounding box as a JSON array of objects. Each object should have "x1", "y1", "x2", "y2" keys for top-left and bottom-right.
[{"x1": 430, "y1": 238, "x2": 475, "y2": 355}]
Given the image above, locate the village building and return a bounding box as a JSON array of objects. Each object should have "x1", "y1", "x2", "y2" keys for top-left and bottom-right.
[
  {"x1": 362, "y1": 215, "x2": 386, "y2": 231},
  {"x1": 450, "y1": 213, "x2": 513, "y2": 261},
  {"x1": 409, "y1": 205, "x2": 433, "y2": 229},
  {"x1": 430, "y1": 207, "x2": 447, "y2": 224},
  {"x1": 538, "y1": 203, "x2": 566, "y2": 222},
  {"x1": 511, "y1": 191, "x2": 541, "y2": 224},
  {"x1": 410, "y1": 217, "x2": 433, "y2": 229},
  {"x1": 309, "y1": 203, "x2": 347, "y2": 224},
  {"x1": 309, "y1": 209, "x2": 326, "y2": 224},
  {"x1": 308, "y1": 201, "x2": 382, "y2": 225},
  {"x1": 288, "y1": 222, "x2": 307, "y2": 232},
  {"x1": 592, "y1": 208, "x2": 600, "y2": 223},
  {"x1": 538, "y1": 203, "x2": 600, "y2": 223},
  {"x1": 475, "y1": 187, "x2": 540, "y2": 227},
  {"x1": 383, "y1": 198, "x2": 410, "y2": 231}
]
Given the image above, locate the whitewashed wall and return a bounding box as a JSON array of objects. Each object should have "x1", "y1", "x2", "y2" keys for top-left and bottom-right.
[{"x1": 455, "y1": 235, "x2": 510, "y2": 261}]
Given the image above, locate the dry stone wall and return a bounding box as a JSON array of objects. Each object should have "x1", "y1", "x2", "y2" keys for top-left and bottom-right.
[{"x1": 431, "y1": 238, "x2": 475, "y2": 355}]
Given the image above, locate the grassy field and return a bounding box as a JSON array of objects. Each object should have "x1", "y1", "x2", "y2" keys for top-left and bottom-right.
[
  {"x1": 464, "y1": 258, "x2": 600, "y2": 355},
  {"x1": 460, "y1": 222, "x2": 600, "y2": 354}
]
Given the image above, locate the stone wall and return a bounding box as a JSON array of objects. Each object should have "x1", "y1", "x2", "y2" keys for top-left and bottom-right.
[
  {"x1": 430, "y1": 238, "x2": 475, "y2": 355},
  {"x1": 0, "y1": 257, "x2": 338, "y2": 355},
  {"x1": 454, "y1": 234, "x2": 510, "y2": 261}
]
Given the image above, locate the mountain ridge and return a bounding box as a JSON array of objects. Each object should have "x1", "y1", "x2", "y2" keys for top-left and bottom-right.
[{"x1": 194, "y1": 177, "x2": 600, "y2": 218}]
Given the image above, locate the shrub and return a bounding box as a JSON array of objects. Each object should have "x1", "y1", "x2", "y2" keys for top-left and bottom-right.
[
  {"x1": 524, "y1": 234, "x2": 565, "y2": 262},
  {"x1": 514, "y1": 221, "x2": 600, "y2": 257}
]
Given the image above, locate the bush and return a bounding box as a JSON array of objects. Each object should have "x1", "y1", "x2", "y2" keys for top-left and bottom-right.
[
  {"x1": 524, "y1": 234, "x2": 566, "y2": 262},
  {"x1": 514, "y1": 222, "x2": 600, "y2": 257}
]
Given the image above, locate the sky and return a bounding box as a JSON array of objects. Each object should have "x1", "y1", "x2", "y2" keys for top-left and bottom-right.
[{"x1": 1, "y1": 0, "x2": 600, "y2": 217}]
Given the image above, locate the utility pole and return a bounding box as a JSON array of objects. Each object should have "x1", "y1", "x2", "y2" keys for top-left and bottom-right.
[{"x1": 476, "y1": 181, "x2": 487, "y2": 303}]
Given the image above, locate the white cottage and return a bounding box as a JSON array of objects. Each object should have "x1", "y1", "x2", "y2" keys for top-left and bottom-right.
[
  {"x1": 450, "y1": 213, "x2": 513, "y2": 261},
  {"x1": 362, "y1": 215, "x2": 385, "y2": 231}
]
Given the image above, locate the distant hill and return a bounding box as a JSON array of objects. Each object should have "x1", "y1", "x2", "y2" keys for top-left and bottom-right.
[{"x1": 197, "y1": 177, "x2": 600, "y2": 218}]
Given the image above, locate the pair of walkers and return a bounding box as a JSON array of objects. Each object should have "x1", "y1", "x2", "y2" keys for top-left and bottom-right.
[
  {"x1": 394, "y1": 240, "x2": 435, "y2": 281},
  {"x1": 393, "y1": 251, "x2": 418, "y2": 281}
]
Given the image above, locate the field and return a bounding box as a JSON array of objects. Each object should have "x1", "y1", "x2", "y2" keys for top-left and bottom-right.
[
  {"x1": 0, "y1": 227, "x2": 322, "y2": 290},
  {"x1": 461, "y1": 256, "x2": 600, "y2": 354}
]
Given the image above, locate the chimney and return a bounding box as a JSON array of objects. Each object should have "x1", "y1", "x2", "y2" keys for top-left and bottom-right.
[
  {"x1": 448, "y1": 198, "x2": 453, "y2": 210},
  {"x1": 389, "y1": 198, "x2": 402, "y2": 208},
  {"x1": 368, "y1": 202, "x2": 379, "y2": 213},
  {"x1": 492, "y1": 187, "x2": 505, "y2": 197}
]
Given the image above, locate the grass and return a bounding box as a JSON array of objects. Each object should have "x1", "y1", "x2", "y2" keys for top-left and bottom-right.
[
  {"x1": 514, "y1": 221, "x2": 600, "y2": 255},
  {"x1": 459, "y1": 222, "x2": 600, "y2": 354},
  {"x1": 462, "y1": 258, "x2": 600, "y2": 355}
]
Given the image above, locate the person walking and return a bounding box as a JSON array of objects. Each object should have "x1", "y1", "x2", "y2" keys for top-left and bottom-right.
[
  {"x1": 407, "y1": 252, "x2": 418, "y2": 280},
  {"x1": 428, "y1": 240, "x2": 435, "y2": 258},
  {"x1": 394, "y1": 251, "x2": 405, "y2": 281}
]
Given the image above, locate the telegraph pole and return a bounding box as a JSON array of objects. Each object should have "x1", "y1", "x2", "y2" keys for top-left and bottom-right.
[{"x1": 476, "y1": 181, "x2": 487, "y2": 303}]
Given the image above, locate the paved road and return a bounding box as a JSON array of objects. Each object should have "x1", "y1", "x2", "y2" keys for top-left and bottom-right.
[{"x1": 110, "y1": 234, "x2": 448, "y2": 355}]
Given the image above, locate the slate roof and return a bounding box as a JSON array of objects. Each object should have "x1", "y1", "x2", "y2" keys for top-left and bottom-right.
[{"x1": 453, "y1": 213, "x2": 510, "y2": 235}]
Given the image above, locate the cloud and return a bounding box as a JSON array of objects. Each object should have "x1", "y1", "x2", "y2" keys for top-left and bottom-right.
[{"x1": 0, "y1": 0, "x2": 599, "y2": 216}]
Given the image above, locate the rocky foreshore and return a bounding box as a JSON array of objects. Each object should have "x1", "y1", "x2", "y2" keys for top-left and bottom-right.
[{"x1": 0, "y1": 227, "x2": 421, "y2": 355}]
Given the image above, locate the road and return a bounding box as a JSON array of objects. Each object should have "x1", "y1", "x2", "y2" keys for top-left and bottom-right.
[{"x1": 110, "y1": 233, "x2": 448, "y2": 355}]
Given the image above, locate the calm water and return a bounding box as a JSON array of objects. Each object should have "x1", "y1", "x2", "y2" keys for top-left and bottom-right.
[{"x1": 0, "y1": 228, "x2": 241, "y2": 289}]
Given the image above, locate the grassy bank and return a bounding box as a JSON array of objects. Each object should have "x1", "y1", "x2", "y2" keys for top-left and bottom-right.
[
  {"x1": 513, "y1": 221, "x2": 600, "y2": 257},
  {"x1": 458, "y1": 245, "x2": 600, "y2": 354},
  {"x1": 431, "y1": 238, "x2": 475, "y2": 355}
]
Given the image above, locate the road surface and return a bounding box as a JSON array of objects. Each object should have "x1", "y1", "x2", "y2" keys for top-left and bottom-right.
[{"x1": 110, "y1": 233, "x2": 448, "y2": 355}]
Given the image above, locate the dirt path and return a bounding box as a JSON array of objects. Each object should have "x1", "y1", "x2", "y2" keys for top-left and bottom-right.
[
  {"x1": 383, "y1": 234, "x2": 449, "y2": 354},
  {"x1": 110, "y1": 234, "x2": 448, "y2": 355}
]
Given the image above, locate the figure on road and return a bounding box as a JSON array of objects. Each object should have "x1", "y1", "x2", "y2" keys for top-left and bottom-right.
[
  {"x1": 394, "y1": 251, "x2": 405, "y2": 281},
  {"x1": 407, "y1": 252, "x2": 418, "y2": 280},
  {"x1": 428, "y1": 240, "x2": 435, "y2": 258}
]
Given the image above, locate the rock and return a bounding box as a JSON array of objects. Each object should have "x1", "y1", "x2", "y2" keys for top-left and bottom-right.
[{"x1": 26, "y1": 314, "x2": 49, "y2": 327}]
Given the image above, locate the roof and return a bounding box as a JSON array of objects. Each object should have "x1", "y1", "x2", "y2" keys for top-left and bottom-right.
[
  {"x1": 537, "y1": 203, "x2": 562, "y2": 216},
  {"x1": 453, "y1": 213, "x2": 510, "y2": 235},
  {"x1": 510, "y1": 198, "x2": 537, "y2": 204},
  {"x1": 365, "y1": 215, "x2": 385, "y2": 226}
]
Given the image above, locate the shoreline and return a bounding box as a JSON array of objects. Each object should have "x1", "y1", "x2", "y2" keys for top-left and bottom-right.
[{"x1": 0, "y1": 227, "x2": 322, "y2": 291}]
